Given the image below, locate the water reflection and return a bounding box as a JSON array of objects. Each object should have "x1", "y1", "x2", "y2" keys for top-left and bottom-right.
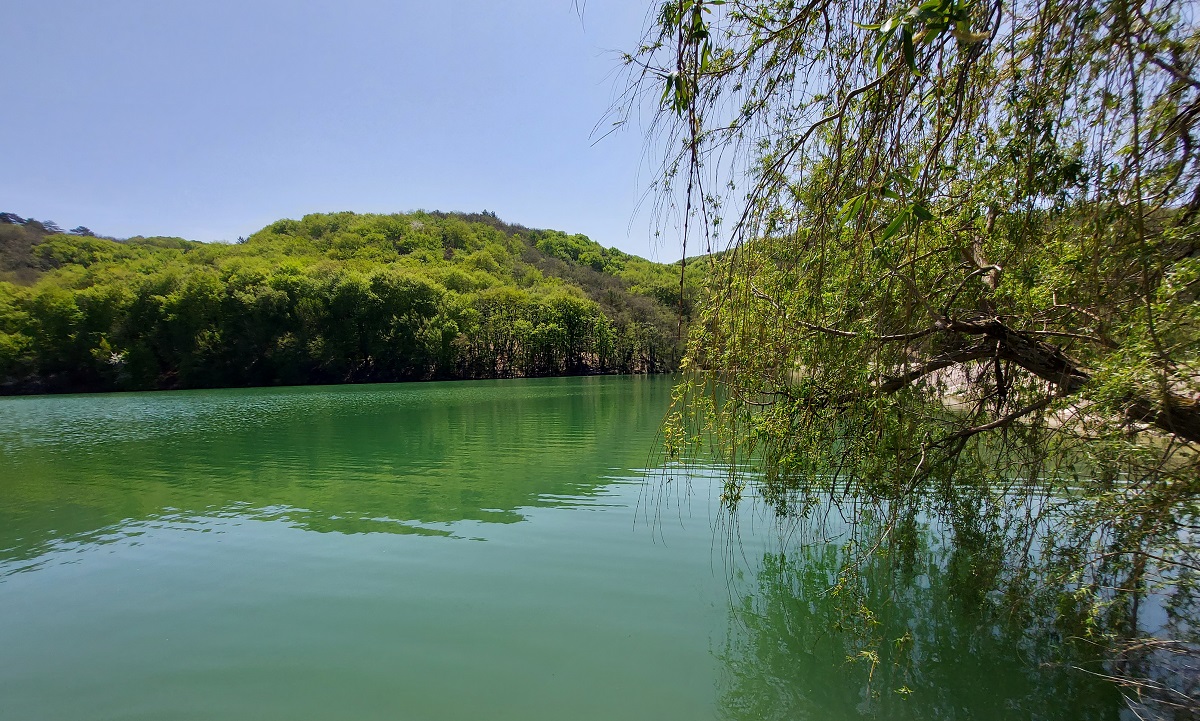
[
  {"x1": 0, "y1": 376, "x2": 673, "y2": 568},
  {"x1": 0, "y1": 377, "x2": 1146, "y2": 720},
  {"x1": 718, "y1": 527, "x2": 1124, "y2": 720}
]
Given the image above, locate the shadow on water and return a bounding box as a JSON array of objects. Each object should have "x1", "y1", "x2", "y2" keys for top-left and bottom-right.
[{"x1": 0, "y1": 375, "x2": 675, "y2": 566}]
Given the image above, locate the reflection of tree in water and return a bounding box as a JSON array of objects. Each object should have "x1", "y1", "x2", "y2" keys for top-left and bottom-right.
[
  {"x1": 0, "y1": 377, "x2": 676, "y2": 564},
  {"x1": 689, "y1": 448, "x2": 1200, "y2": 721},
  {"x1": 717, "y1": 515, "x2": 1133, "y2": 721}
]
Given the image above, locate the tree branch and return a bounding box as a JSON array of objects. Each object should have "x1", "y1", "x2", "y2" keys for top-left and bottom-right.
[
  {"x1": 941, "y1": 315, "x2": 1200, "y2": 444},
  {"x1": 825, "y1": 343, "x2": 995, "y2": 405},
  {"x1": 934, "y1": 395, "x2": 1056, "y2": 446},
  {"x1": 750, "y1": 284, "x2": 938, "y2": 342}
]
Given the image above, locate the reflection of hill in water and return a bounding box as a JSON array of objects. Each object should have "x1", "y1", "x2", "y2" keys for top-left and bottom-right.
[{"x1": 0, "y1": 376, "x2": 673, "y2": 562}]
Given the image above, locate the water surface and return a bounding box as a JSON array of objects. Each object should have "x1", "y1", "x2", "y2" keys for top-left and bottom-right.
[{"x1": 0, "y1": 376, "x2": 1121, "y2": 720}]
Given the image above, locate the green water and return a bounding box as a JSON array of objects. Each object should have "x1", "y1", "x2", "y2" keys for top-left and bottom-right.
[{"x1": 0, "y1": 376, "x2": 1120, "y2": 720}]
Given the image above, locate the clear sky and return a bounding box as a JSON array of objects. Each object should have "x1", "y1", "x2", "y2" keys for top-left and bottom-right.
[{"x1": 1, "y1": 1, "x2": 681, "y2": 260}]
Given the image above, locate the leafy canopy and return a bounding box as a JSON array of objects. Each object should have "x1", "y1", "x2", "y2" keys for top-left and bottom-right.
[
  {"x1": 622, "y1": 0, "x2": 1199, "y2": 713},
  {"x1": 0, "y1": 211, "x2": 695, "y2": 392}
]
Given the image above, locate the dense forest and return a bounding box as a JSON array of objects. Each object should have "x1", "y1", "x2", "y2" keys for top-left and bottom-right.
[{"x1": 0, "y1": 210, "x2": 701, "y2": 394}]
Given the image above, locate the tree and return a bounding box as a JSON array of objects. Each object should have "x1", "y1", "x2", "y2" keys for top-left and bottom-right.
[
  {"x1": 0, "y1": 211, "x2": 689, "y2": 392},
  {"x1": 623, "y1": 0, "x2": 1199, "y2": 714}
]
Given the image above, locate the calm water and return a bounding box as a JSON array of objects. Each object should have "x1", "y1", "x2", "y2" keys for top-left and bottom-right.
[{"x1": 0, "y1": 376, "x2": 1120, "y2": 720}]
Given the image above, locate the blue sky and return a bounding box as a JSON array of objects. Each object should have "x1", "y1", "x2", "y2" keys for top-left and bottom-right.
[{"x1": 1, "y1": 1, "x2": 681, "y2": 260}]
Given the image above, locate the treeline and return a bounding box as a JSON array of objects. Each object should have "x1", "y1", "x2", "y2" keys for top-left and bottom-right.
[{"x1": 0, "y1": 211, "x2": 702, "y2": 394}]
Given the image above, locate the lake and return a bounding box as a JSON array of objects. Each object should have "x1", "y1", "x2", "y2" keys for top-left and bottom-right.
[{"x1": 0, "y1": 376, "x2": 1121, "y2": 720}]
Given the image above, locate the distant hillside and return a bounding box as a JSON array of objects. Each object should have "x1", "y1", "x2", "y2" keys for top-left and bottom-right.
[{"x1": 0, "y1": 210, "x2": 704, "y2": 394}]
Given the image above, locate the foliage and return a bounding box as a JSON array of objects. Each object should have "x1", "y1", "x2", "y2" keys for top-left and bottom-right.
[
  {"x1": 624, "y1": 0, "x2": 1200, "y2": 714},
  {"x1": 0, "y1": 211, "x2": 697, "y2": 393}
]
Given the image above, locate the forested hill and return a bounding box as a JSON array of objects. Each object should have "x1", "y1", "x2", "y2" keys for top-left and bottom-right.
[{"x1": 0, "y1": 210, "x2": 702, "y2": 394}]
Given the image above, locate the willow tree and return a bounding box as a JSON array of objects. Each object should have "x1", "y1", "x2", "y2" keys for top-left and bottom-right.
[{"x1": 621, "y1": 0, "x2": 1199, "y2": 713}]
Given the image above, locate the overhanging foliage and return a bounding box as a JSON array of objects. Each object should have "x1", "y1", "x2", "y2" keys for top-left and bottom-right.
[{"x1": 621, "y1": 0, "x2": 1199, "y2": 714}]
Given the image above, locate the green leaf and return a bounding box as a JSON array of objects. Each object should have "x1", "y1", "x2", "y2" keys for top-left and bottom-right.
[
  {"x1": 839, "y1": 194, "x2": 866, "y2": 224},
  {"x1": 902, "y1": 29, "x2": 917, "y2": 71},
  {"x1": 660, "y1": 75, "x2": 675, "y2": 108},
  {"x1": 881, "y1": 210, "x2": 910, "y2": 241}
]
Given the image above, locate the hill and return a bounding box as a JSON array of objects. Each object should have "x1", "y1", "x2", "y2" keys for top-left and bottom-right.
[{"x1": 0, "y1": 210, "x2": 703, "y2": 394}]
